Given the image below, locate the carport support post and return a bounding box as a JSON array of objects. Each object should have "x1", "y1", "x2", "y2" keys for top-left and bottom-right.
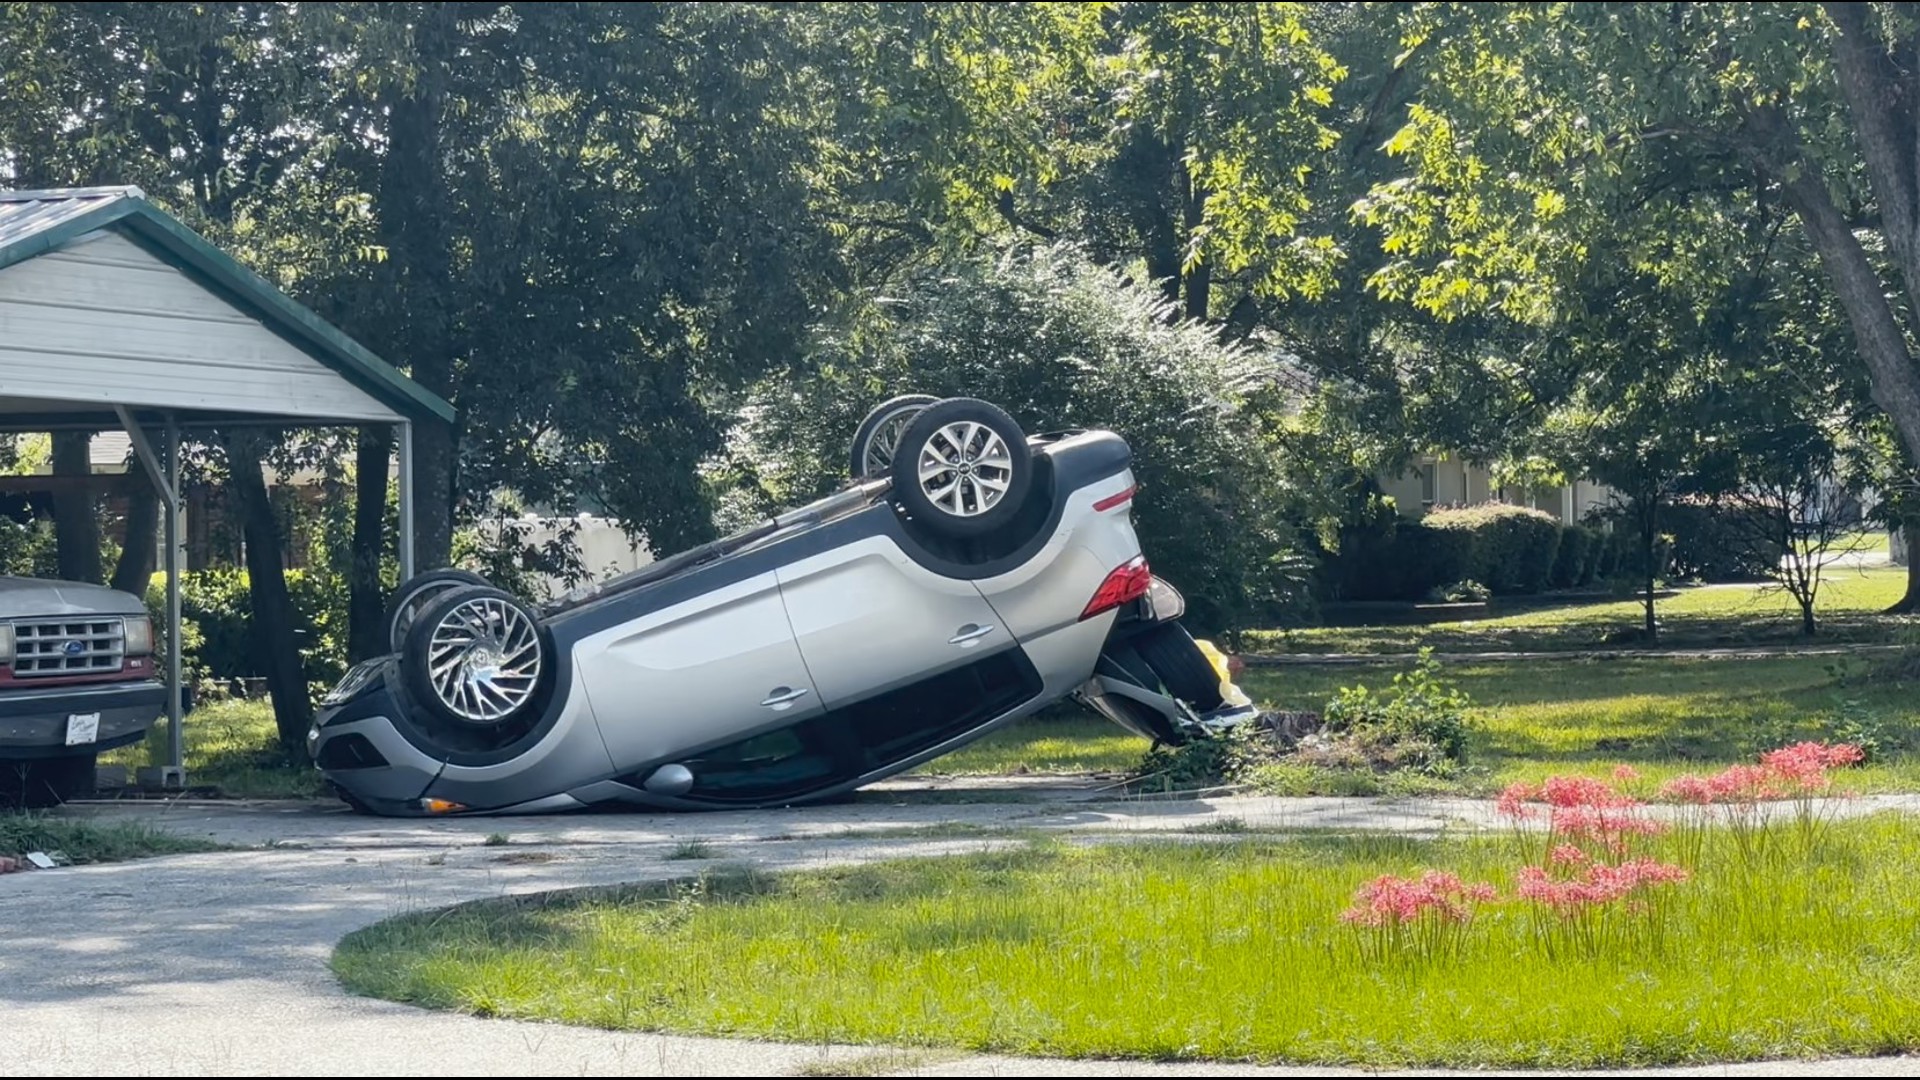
[
  {"x1": 397, "y1": 421, "x2": 416, "y2": 581},
  {"x1": 113, "y1": 405, "x2": 186, "y2": 779},
  {"x1": 165, "y1": 412, "x2": 183, "y2": 773}
]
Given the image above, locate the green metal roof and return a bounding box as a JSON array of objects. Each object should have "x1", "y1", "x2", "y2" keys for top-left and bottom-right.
[{"x1": 0, "y1": 186, "x2": 454, "y2": 425}]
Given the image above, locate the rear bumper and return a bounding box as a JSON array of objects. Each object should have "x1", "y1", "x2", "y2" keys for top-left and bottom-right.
[{"x1": 0, "y1": 679, "x2": 166, "y2": 759}]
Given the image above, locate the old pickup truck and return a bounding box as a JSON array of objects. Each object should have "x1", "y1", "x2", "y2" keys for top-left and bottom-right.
[{"x1": 0, "y1": 575, "x2": 164, "y2": 806}]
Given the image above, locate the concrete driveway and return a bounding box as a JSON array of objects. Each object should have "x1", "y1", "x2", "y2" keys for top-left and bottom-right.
[{"x1": 3, "y1": 788, "x2": 1916, "y2": 1078}]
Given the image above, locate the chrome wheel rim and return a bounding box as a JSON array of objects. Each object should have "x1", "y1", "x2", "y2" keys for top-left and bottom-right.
[
  {"x1": 425, "y1": 596, "x2": 542, "y2": 723},
  {"x1": 916, "y1": 421, "x2": 1014, "y2": 517},
  {"x1": 861, "y1": 403, "x2": 928, "y2": 476}
]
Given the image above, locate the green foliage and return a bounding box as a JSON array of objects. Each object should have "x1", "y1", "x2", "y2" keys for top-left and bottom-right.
[
  {"x1": 1425, "y1": 579, "x2": 1490, "y2": 604},
  {"x1": 1423, "y1": 503, "x2": 1563, "y2": 595},
  {"x1": 0, "y1": 516, "x2": 55, "y2": 578},
  {"x1": 1549, "y1": 524, "x2": 1594, "y2": 589},
  {"x1": 729, "y1": 243, "x2": 1312, "y2": 629},
  {"x1": 1597, "y1": 525, "x2": 1675, "y2": 586},
  {"x1": 1663, "y1": 502, "x2": 1785, "y2": 583},
  {"x1": 0, "y1": 812, "x2": 220, "y2": 864},
  {"x1": 1321, "y1": 649, "x2": 1472, "y2": 765},
  {"x1": 144, "y1": 569, "x2": 346, "y2": 694}
]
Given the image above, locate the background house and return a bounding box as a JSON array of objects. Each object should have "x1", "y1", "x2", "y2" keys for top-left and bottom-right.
[{"x1": 1377, "y1": 453, "x2": 1619, "y2": 525}]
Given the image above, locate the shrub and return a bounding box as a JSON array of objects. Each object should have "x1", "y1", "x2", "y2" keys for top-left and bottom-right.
[
  {"x1": 1663, "y1": 501, "x2": 1783, "y2": 582},
  {"x1": 1320, "y1": 649, "x2": 1473, "y2": 765},
  {"x1": 145, "y1": 568, "x2": 347, "y2": 693},
  {"x1": 1550, "y1": 525, "x2": 1592, "y2": 589},
  {"x1": 1579, "y1": 526, "x2": 1607, "y2": 585},
  {"x1": 0, "y1": 515, "x2": 55, "y2": 577},
  {"x1": 1602, "y1": 526, "x2": 1674, "y2": 583},
  {"x1": 724, "y1": 242, "x2": 1309, "y2": 631},
  {"x1": 1424, "y1": 579, "x2": 1490, "y2": 603},
  {"x1": 1322, "y1": 512, "x2": 1478, "y2": 603},
  {"x1": 1424, "y1": 503, "x2": 1564, "y2": 595}
]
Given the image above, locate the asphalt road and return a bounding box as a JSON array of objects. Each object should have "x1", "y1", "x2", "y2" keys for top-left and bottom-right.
[{"x1": 4, "y1": 791, "x2": 1917, "y2": 1078}]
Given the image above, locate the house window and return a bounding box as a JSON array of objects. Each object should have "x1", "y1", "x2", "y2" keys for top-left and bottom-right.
[{"x1": 1419, "y1": 464, "x2": 1436, "y2": 507}]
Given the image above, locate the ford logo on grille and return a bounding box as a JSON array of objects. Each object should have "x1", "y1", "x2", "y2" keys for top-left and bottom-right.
[{"x1": 61, "y1": 639, "x2": 86, "y2": 657}]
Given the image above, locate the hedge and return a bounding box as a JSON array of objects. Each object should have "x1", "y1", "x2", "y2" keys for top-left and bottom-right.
[
  {"x1": 1423, "y1": 503, "x2": 1564, "y2": 595},
  {"x1": 1601, "y1": 525, "x2": 1675, "y2": 582},
  {"x1": 1551, "y1": 524, "x2": 1594, "y2": 588},
  {"x1": 1663, "y1": 501, "x2": 1784, "y2": 582},
  {"x1": 1324, "y1": 503, "x2": 1588, "y2": 601}
]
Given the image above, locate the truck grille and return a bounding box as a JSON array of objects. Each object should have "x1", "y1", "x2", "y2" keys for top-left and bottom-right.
[{"x1": 11, "y1": 618, "x2": 126, "y2": 678}]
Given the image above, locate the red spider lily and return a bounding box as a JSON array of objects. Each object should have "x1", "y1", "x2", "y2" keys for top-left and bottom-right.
[
  {"x1": 1515, "y1": 857, "x2": 1689, "y2": 914},
  {"x1": 1659, "y1": 742, "x2": 1865, "y2": 804},
  {"x1": 1549, "y1": 843, "x2": 1588, "y2": 865},
  {"x1": 1658, "y1": 774, "x2": 1716, "y2": 805},
  {"x1": 1551, "y1": 805, "x2": 1667, "y2": 851},
  {"x1": 1761, "y1": 741, "x2": 1867, "y2": 793},
  {"x1": 1498, "y1": 773, "x2": 1666, "y2": 852},
  {"x1": 1612, "y1": 765, "x2": 1642, "y2": 783},
  {"x1": 1339, "y1": 870, "x2": 1499, "y2": 928}
]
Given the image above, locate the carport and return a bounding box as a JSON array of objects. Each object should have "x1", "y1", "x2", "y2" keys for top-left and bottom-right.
[{"x1": 0, "y1": 186, "x2": 454, "y2": 778}]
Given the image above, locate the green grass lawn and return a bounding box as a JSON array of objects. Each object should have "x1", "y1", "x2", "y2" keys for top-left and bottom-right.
[
  {"x1": 1804, "y1": 529, "x2": 1892, "y2": 555},
  {"x1": 335, "y1": 817, "x2": 1920, "y2": 1068},
  {"x1": 934, "y1": 650, "x2": 1920, "y2": 795},
  {"x1": 104, "y1": 698, "x2": 325, "y2": 799},
  {"x1": 915, "y1": 708, "x2": 1146, "y2": 777},
  {"x1": 1241, "y1": 654, "x2": 1920, "y2": 794},
  {"x1": 0, "y1": 811, "x2": 222, "y2": 863},
  {"x1": 1251, "y1": 569, "x2": 1914, "y2": 655}
]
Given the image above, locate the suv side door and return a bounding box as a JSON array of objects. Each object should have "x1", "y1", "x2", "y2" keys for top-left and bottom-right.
[
  {"x1": 573, "y1": 570, "x2": 823, "y2": 772},
  {"x1": 775, "y1": 534, "x2": 1008, "y2": 708}
]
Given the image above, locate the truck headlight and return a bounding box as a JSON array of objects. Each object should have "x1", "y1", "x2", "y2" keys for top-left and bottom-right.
[
  {"x1": 0, "y1": 623, "x2": 12, "y2": 665},
  {"x1": 123, "y1": 615, "x2": 154, "y2": 657}
]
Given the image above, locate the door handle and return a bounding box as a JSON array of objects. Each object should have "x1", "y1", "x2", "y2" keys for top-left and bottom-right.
[
  {"x1": 760, "y1": 686, "x2": 811, "y2": 710},
  {"x1": 949, "y1": 623, "x2": 996, "y2": 646}
]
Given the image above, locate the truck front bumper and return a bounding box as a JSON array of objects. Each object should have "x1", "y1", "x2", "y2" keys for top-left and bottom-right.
[{"x1": 0, "y1": 679, "x2": 167, "y2": 759}]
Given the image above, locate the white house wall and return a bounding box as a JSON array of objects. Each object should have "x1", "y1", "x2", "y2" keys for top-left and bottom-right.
[
  {"x1": 0, "y1": 230, "x2": 400, "y2": 422},
  {"x1": 1381, "y1": 457, "x2": 1619, "y2": 526}
]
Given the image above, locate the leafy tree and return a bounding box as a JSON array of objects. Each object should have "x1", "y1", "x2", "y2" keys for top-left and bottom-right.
[
  {"x1": 1361, "y1": 2, "x2": 1920, "y2": 513},
  {"x1": 727, "y1": 242, "x2": 1312, "y2": 631}
]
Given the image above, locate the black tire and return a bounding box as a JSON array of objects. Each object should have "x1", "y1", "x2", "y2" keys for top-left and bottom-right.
[
  {"x1": 385, "y1": 569, "x2": 490, "y2": 655},
  {"x1": 849, "y1": 393, "x2": 940, "y2": 479},
  {"x1": 0, "y1": 755, "x2": 96, "y2": 809},
  {"x1": 401, "y1": 585, "x2": 551, "y2": 731},
  {"x1": 1134, "y1": 622, "x2": 1227, "y2": 713},
  {"x1": 888, "y1": 397, "x2": 1034, "y2": 538}
]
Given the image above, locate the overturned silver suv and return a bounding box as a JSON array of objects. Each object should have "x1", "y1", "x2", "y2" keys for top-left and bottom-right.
[{"x1": 0, "y1": 576, "x2": 162, "y2": 806}]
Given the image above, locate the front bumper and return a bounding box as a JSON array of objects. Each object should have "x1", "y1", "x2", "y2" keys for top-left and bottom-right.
[{"x1": 0, "y1": 678, "x2": 166, "y2": 759}]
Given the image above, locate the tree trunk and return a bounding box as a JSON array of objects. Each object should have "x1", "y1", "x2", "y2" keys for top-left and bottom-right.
[
  {"x1": 375, "y1": 3, "x2": 459, "y2": 571},
  {"x1": 347, "y1": 426, "x2": 393, "y2": 662},
  {"x1": 1891, "y1": 518, "x2": 1920, "y2": 613},
  {"x1": 1640, "y1": 497, "x2": 1658, "y2": 644},
  {"x1": 1800, "y1": 596, "x2": 1818, "y2": 637},
  {"x1": 110, "y1": 481, "x2": 159, "y2": 597},
  {"x1": 224, "y1": 433, "x2": 312, "y2": 753},
  {"x1": 1772, "y1": 14, "x2": 1920, "y2": 470},
  {"x1": 1182, "y1": 172, "x2": 1211, "y2": 321},
  {"x1": 1115, "y1": 127, "x2": 1183, "y2": 304},
  {"x1": 50, "y1": 431, "x2": 102, "y2": 584},
  {"x1": 1774, "y1": 167, "x2": 1920, "y2": 468}
]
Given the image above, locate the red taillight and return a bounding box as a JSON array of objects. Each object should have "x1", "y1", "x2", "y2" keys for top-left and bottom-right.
[
  {"x1": 1092, "y1": 485, "x2": 1138, "y2": 512},
  {"x1": 1080, "y1": 555, "x2": 1152, "y2": 621}
]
